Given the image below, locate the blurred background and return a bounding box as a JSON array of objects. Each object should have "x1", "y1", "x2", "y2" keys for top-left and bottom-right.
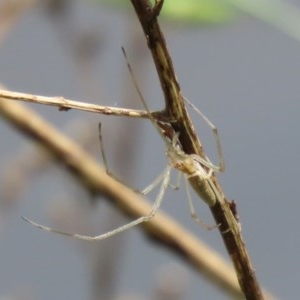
[{"x1": 0, "y1": 0, "x2": 300, "y2": 299}]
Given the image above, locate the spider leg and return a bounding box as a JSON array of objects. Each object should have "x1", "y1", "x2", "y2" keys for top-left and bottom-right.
[
  {"x1": 98, "y1": 122, "x2": 110, "y2": 175},
  {"x1": 183, "y1": 97, "x2": 225, "y2": 173},
  {"x1": 98, "y1": 122, "x2": 141, "y2": 193},
  {"x1": 184, "y1": 176, "x2": 218, "y2": 230},
  {"x1": 186, "y1": 161, "x2": 213, "y2": 180},
  {"x1": 22, "y1": 166, "x2": 171, "y2": 241},
  {"x1": 168, "y1": 171, "x2": 182, "y2": 191},
  {"x1": 142, "y1": 167, "x2": 169, "y2": 195}
]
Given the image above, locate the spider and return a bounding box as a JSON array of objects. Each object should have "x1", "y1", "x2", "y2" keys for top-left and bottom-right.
[{"x1": 23, "y1": 49, "x2": 225, "y2": 241}]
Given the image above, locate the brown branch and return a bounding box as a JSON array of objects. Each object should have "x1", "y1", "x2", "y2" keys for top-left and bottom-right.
[
  {"x1": 130, "y1": 0, "x2": 265, "y2": 299},
  {"x1": 0, "y1": 98, "x2": 249, "y2": 299}
]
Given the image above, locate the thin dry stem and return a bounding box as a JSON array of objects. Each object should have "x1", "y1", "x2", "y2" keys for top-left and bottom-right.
[{"x1": 0, "y1": 89, "x2": 149, "y2": 119}]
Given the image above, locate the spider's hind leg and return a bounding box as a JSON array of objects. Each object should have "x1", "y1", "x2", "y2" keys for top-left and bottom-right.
[
  {"x1": 184, "y1": 176, "x2": 219, "y2": 230},
  {"x1": 183, "y1": 97, "x2": 225, "y2": 173},
  {"x1": 22, "y1": 165, "x2": 172, "y2": 241},
  {"x1": 98, "y1": 123, "x2": 140, "y2": 193},
  {"x1": 98, "y1": 122, "x2": 113, "y2": 176}
]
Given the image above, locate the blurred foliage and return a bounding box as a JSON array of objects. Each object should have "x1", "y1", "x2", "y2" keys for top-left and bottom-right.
[
  {"x1": 158, "y1": 0, "x2": 236, "y2": 24},
  {"x1": 99, "y1": 0, "x2": 237, "y2": 24},
  {"x1": 95, "y1": 0, "x2": 300, "y2": 41},
  {"x1": 228, "y1": 0, "x2": 300, "y2": 41}
]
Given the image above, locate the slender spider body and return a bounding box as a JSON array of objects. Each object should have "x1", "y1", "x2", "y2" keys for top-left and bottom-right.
[
  {"x1": 158, "y1": 119, "x2": 222, "y2": 207},
  {"x1": 165, "y1": 141, "x2": 215, "y2": 204}
]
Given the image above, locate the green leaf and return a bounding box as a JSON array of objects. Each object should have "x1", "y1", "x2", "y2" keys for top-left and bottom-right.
[
  {"x1": 98, "y1": 0, "x2": 236, "y2": 24},
  {"x1": 153, "y1": 0, "x2": 236, "y2": 24},
  {"x1": 94, "y1": 0, "x2": 300, "y2": 41}
]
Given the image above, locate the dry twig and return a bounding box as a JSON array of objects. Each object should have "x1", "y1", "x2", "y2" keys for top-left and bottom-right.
[{"x1": 0, "y1": 89, "x2": 150, "y2": 119}]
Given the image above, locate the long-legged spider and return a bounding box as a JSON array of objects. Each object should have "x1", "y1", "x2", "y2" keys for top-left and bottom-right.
[{"x1": 23, "y1": 49, "x2": 225, "y2": 241}]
